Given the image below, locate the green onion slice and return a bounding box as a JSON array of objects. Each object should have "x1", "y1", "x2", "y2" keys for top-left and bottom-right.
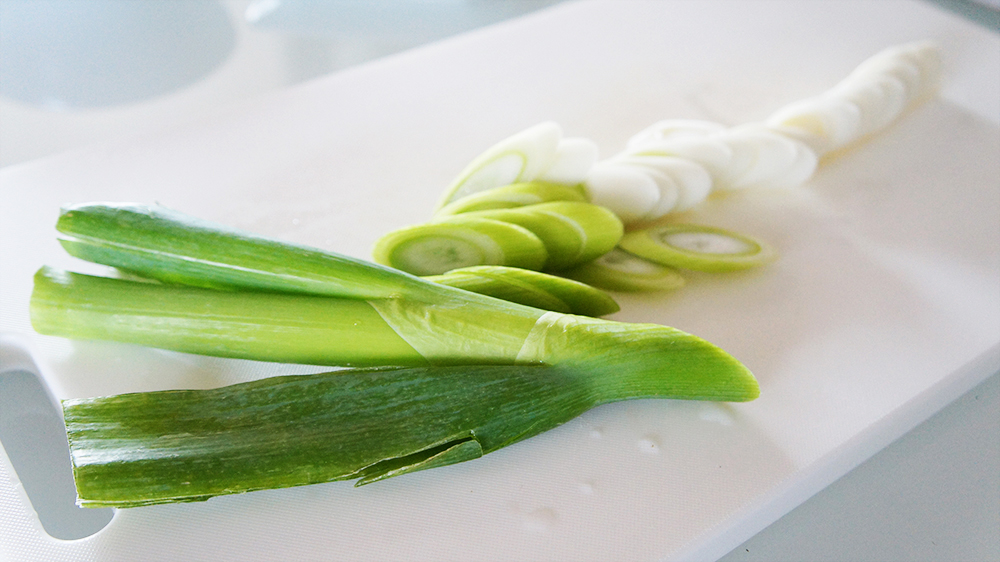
[
  {"x1": 618, "y1": 224, "x2": 776, "y2": 272},
  {"x1": 436, "y1": 122, "x2": 562, "y2": 210},
  {"x1": 562, "y1": 248, "x2": 686, "y2": 292},
  {"x1": 427, "y1": 265, "x2": 620, "y2": 316},
  {"x1": 372, "y1": 216, "x2": 548, "y2": 276},
  {"x1": 461, "y1": 201, "x2": 623, "y2": 272},
  {"x1": 434, "y1": 181, "x2": 587, "y2": 217}
]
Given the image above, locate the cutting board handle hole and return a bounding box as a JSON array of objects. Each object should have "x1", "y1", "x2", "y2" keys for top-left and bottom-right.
[{"x1": 0, "y1": 339, "x2": 114, "y2": 540}]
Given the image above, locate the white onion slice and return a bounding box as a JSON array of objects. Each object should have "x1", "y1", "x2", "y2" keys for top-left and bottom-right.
[
  {"x1": 537, "y1": 137, "x2": 600, "y2": 185},
  {"x1": 583, "y1": 163, "x2": 660, "y2": 224},
  {"x1": 614, "y1": 154, "x2": 712, "y2": 214},
  {"x1": 626, "y1": 136, "x2": 734, "y2": 186},
  {"x1": 626, "y1": 119, "x2": 727, "y2": 148},
  {"x1": 438, "y1": 122, "x2": 562, "y2": 208},
  {"x1": 718, "y1": 125, "x2": 817, "y2": 190}
]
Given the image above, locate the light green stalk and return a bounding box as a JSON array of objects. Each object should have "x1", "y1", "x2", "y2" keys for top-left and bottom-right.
[
  {"x1": 37, "y1": 203, "x2": 758, "y2": 388},
  {"x1": 56, "y1": 202, "x2": 435, "y2": 300},
  {"x1": 32, "y1": 267, "x2": 429, "y2": 367}
]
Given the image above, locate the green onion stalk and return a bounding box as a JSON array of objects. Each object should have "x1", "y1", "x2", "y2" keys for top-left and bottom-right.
[{"x1": 33, "y1": 203, "x2": 759, "y2": 507}]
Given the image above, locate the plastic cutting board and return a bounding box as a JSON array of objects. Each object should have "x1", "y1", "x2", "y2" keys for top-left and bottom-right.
[{"x1": 1, "y1": 1, "x2": 998, "y2": 560}]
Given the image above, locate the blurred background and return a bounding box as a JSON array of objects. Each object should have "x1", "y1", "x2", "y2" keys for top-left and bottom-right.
[{"x1": 0, "y1": 0, "x2": 566, "y2": 168}]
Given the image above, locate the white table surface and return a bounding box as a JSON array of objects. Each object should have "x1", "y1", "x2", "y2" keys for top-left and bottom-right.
[{"x1": 1, "y1": 1, "x2": 997, "y2": 560}]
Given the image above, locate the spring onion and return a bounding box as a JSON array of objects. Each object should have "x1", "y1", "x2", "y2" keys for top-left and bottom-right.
[
  {"x1": 37, "y1": 204, "x2": 758, "y2": 506},
  {"x1": 618, "y1": 224, "x2": 775, "y2": 272},
  {"x1": 36, "y1": 203, "x2": 756, "y2": 372},
  {"x1": 426, "y1": 265, "x2": 620, "y2": 316}
]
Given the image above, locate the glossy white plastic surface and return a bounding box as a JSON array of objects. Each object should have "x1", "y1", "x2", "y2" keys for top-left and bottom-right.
[{"x1": 1, "y1": 2, "x2": 998, "y2": 561}]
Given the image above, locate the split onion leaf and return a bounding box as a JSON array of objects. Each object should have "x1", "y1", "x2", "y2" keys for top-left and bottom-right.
[
  {"x1": 64, "y1": 344, "x2": 753, "y2": 508},
  {"x1": 62, "y1": 364, "x2": 590, "y2": 506},
  {"x1": 427, "y1": 265, "x2": 620, "y2": 316}
]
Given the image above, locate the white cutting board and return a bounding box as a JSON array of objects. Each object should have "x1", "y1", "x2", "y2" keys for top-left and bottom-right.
[{"x1": 1, "y1": 1, "x2": 998, "y2": 561}]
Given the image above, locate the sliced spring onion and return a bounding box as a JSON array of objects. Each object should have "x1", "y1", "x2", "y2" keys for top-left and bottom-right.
[
  {"x1": 427, "y1": 265, "x2": 620, "y2": 316},
  {"x1": 535, "y1": 137, "x2": 600, "y2": 185},
  {"x1": 612, "y1": 154, "x2": 713, "y2": 214},
  {"x1": 434, "y1": 181, "x2": 586, "y2": 217},
  {"x1": 562, "y1": 248, "x2": 686, "y2": 292},
  {"x1": 709, "y1": 124, "x2": 817, "y2": 191},
  {"x1": 371, "y1": 216, "x2": 548, "y2": 276},
  {"x1": 583, "y1": 162, "x2": 661, "y2": 224},
  {"x1": 436, "y1": 122, "x2": 562, "y2": 210},
  {"x1": 618, "y1": 224, "x2": 776, "y2": 272},
  {"x1": 461, "y1": 201, "x2": 623, "y2": 272},
  {"x1": 765, "y1": 41, "x2": 940, "y2": 155},
  {"x1": 625, "y1": 119, "x2": 728, "y2": 148}
]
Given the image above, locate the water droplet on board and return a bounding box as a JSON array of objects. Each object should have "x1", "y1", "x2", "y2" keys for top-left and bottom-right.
[
  {"x1": 637, "y1": 434, "x2": 661, "y2": 454},
  {"x1": 577, "y1": 481, "x2": 595, "y2": 495},
  {"x1": 589, "y1": 427, "x2": 603, "y2": 439},
  {"x1": 522, "y1": 507, "x2": 558, "y2": 532},
  {"x1": 698, "y1": 403, "x2": 734, "y2": 426}
]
